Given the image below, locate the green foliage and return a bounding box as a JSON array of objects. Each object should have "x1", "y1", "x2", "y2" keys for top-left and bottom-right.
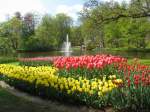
[
  {"x1": 22, "y1": 13, "x2": 73, "y2": 51},
  {"x1": 0, "y1": 13, "x2": 74, "y2": 52},
  {"x1": 109, "y1": 81, "x2": 150, "y2": 111},
  {"x1": 0, "y1": 37, "x2": 13, "y2": 53},
  {"x1": 103, "y1": 18, "x2": 150, "y2": 48},
  {"x1": 19, "y1": 61, "x2": 52, "y2": 66},
  {"x1": 0, "y1": 17, "x2": 22, "y2": 52},
  {"x1": 70, "y1": 26, "x2": 84, "y2": 46},
  {"x1": 0, "y1": 0, "x2": 150, "y2": 52},
  {"x1": 36, "y1": 15, "x2": 57, "y2": 47},
  {"x1": 86, "y1": 41, "x2": 97, "y2": 50},
  {"x1": 0, "y1": 57, "x2": 17, "y2": 64},
  {"x1": 25, "y1": 15, "x2": 58, "y2": 51},
  {"x1": 80, "y1": 0, "x2": 150, "y2": 49},
  {"x1": 80, "y1": 18, "x2": 104, "y2": 48},
  {"x1": 55, "y1": 13, "x2": 73, "y2": 47}
]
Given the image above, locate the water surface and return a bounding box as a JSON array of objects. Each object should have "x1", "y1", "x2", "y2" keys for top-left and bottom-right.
[{"x1": 16, "y1": 49, "x2": 150, "y2": 59}]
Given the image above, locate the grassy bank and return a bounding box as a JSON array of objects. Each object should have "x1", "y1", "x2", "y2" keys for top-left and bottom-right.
[
  {"x1": 103, "y1": 48, "x2": 150, "y2": 52},
  {"x1": 0, "y1": 87, "x2": 69, "y2": 112},
  {"x1": 0, "y1": 88, "x2": 49, "y2": 112},
  {"x1": 0, "y1": 57, "x2": 17, "y2": 64},
  {"x1": 128, "y1": 59, "x2": 150, "y2": 65},
  {"x1": 7, "y1": 59, "x2": 150, "y2": 66}
]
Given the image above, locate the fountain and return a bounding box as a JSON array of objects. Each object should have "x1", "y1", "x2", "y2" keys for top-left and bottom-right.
[{"x1": 61, "y1": 34, "x2": 72, "y2": 56}]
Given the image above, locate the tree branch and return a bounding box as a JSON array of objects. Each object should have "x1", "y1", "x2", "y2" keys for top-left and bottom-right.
[{"x1": 82, "y1": 0, "x2": 150, "y2": 25}]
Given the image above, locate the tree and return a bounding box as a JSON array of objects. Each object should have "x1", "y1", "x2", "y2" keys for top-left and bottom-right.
[
  {"x1": 14, "y1": 12, "x2": 22, "y2": 20},
  {"x1": 82, "y1": 0, "x2": 150, "y2": 24},
  {"x1": 22, "y1": 13, "x2": 38, "y2": 38},
  {"x1": 71, "y1": 26, "x2": 83, "y2": 46},
  {"x1": 20, "y1": 13, "x2": 40, "y2": 49},
  {"x1": 15, "y1": 13, "x2": 73, "y2": 51},
  {"x1": 127, "y1": 18, "x2": 150, "y2": 48},
  {"x1": 104, "y1": 18, "x2": 130, "y2": 48},
  {"x1": 80, "y1": 11, "x2": 106, "y2": 48},
  {"x1": 24, "y1": 14, "x2": 57, "y2": 51},
  {"x1": 79, "y1": 0, "x2": 150, "y2": 49},
  {"x1": 103, "y1": 17, "x2": 150, "y2": 48},
  {"x1": 55, "y1": 13, "x2": 73, "y2": 47},
  {"x1": 0, "y1": 17, "x2": 22, "y2": 50}
]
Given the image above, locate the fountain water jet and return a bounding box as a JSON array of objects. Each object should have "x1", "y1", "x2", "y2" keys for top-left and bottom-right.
[{"x1": 61, "y1": 34, "x2": 72, "y2": 56}]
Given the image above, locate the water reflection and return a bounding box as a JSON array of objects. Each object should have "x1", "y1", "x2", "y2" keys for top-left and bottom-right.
[{"x1": 15, "y1": 49, "x2": 150, "y2": 59}]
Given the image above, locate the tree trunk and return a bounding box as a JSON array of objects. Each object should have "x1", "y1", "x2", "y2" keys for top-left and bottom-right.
[{"x1": 99, "y1": 30, "x2": 105, "y2": 48}]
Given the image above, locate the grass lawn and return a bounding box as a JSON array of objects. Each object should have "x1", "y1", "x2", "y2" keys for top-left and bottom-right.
[
  {"x1": 7, "y1": 59, "x2": 150, "y2": 66},
  {"x1": 6, "y1": 62, "x2": 19, "y2": 65},
  {"x1": 0, "y1": 87, "x2": 67, "y2": 112},
  {"x1": 104, "y1": 48, "x2": 150, "y2": 52},
  {"x1": 128, "y1": 59, "x2": 150, "y2": 65}
]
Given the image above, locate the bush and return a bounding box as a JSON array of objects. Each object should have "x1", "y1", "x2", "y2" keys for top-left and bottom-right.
[{"x1": 86, "y1": 42, "x2": 97, "y2": 50}]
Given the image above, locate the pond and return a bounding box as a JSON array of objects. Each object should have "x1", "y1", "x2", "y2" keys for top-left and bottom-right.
[
  {"x1": 15, "y1": 49, "x2": 150, "y2": 59},
  {"x1": 0, "y1": 48, "x2": 150, "y2": 59}
]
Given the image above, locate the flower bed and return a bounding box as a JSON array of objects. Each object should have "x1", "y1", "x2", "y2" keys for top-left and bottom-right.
[
  {"x1": 54, "y1": 55, "x2": 126, "y2": 79},
  {"x1": 0, "y1": 64, "x2": 122, "y2": 108},
  {"x1": 18, "y1": 56, "x2": 59, "y2": 62},
  {"x1": 54, "y1": 55, "x2": 127, "y2": 70},
  {"x1": 1, "y1": 55, "x2": 150, "y2": 111},
  {"x1": 18, "y1": 57, "x2": 60, "y2": 66},
  {"x1": 110, "y1": 61, "x2": 150, "y2": 111}
]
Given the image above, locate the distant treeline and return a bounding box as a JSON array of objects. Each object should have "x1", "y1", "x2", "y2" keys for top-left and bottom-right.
[{"x1": 0, "y1": 0, "x2": 150, "y2": 53}]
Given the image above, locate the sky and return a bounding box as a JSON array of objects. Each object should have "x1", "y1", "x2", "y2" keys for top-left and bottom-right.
[{"x1": 0, "y1": 0, "x2": 130, "y2": 22}]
